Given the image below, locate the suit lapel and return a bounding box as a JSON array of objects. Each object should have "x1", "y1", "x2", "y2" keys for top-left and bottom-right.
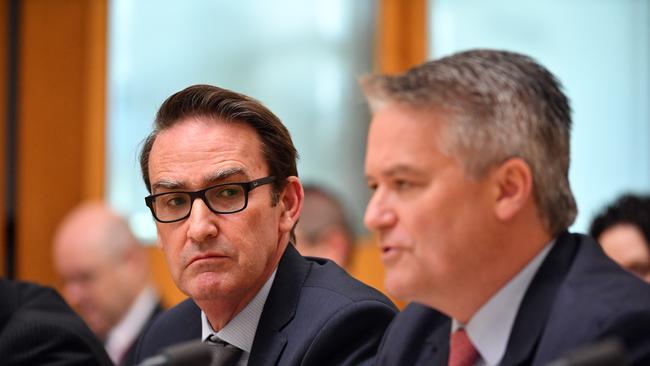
[
  {"x1": 421, "y1": 317, "x2": 451, "y2": 365},
  {"x1": 248, "y1": 245, "x2": 311, "y2": 365},
  {"x1": 500, "y1": 232, "x2": 578, "y2": 365},
  {"x1": 181, "y1": 300, "x2": 204, "y2": 341}
]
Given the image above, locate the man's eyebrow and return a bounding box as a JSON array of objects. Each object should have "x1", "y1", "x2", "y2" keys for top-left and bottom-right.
[
  {"x1": 380, "y1": 164, "x2": 423, "y2": 177},
  {"x1": 204, "y1": 167, "x2": 249, "y2": 183},
  {"x1": 151, "y1": 168, "x2": 250, "y2": 192},
  {"x1": 151, "y1": 180, "x2": 186, "y2": 191}
]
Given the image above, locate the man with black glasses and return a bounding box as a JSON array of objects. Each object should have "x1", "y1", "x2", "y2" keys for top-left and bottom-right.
[{"x1": 134, "y1": 84, "x2": 396, "y2": 366}]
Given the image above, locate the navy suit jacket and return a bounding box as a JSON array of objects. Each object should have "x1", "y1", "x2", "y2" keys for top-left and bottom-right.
[
  {"x1": 375, "y1": 232, "x2": 650, "y2": 366},
  {"x1": 135, "y1": 245, "x2": 397, "y2": 365},
  {"x1": 0, "y1": 279, "x2": 113, "y2": 366}
]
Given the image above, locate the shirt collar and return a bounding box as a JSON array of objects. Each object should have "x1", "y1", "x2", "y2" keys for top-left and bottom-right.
[
  {"x1": 201, "y1": 268, "x2": 277, "y2": 353},
  {"x1": 452, "y1": 239, "x2": 555, "y2": 366}
]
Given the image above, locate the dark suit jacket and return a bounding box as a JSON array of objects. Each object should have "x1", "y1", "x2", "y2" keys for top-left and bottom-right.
[
  {"x1": 0, "y1": 279, "x2": 113, "y2": 366},
  {"x1": 119, "y1": 301, "x2": 165, "y2": 366},
  {"x1": 135, "y1": 245, "x2": 397, "y2": 365},
  {"x1": 375, "y1": 232, "x2": 650, "y2": 366}
]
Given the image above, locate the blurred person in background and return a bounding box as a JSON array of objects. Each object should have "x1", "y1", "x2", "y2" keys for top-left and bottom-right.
[
  {"x1": 295, "y1": 184, "x2": 353, "y2": 268},
  {"x1": 295, "y1": 184, "x2": 406, "y2": 309},
  {"x1": 52, "y1": 201, "x2": 164, "y2": 366},
  {"x1": 590, "y1": 194, "x2": 650, "y2": 283}
]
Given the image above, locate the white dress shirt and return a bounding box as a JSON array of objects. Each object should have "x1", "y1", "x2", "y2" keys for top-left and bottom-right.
[
  {"x1": 452, "y1": 240, "x2": 555, "y2": 366},
  {"x1": 201, "y1": 269, "x2": 277, "y2": 366}
]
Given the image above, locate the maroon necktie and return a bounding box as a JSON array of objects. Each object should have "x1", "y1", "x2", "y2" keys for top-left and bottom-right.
[{"x1": 448, "y1": 328, "x2": 479, "y2": 366}]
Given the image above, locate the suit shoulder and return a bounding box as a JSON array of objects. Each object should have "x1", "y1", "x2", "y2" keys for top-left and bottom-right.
[
  {"x1": 562, "y1": 233, "x2": 650, "y2": 312},
  {"x1": 302, "y1": 257, "x2": 396, "y2": 308},
  {"x1": 384, "y1": 303, "x2": 447, "y2": 341},
  {"x1": 375, "y1": 303, "x2": 449, "y2": 366},
  {"x1": 532, "y1": 233, "x2": 650, "y2": 364}
]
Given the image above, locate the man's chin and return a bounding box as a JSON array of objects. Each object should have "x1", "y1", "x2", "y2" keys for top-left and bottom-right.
[
  {"x1": 186, "y1": 275, "x2": 230, "y2": 301},
  {"x1": 384, "y1": 274, "x2": 413, "y2": 303}
]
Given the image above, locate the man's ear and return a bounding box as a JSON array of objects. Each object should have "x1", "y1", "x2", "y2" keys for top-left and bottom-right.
[
  {"x1": 493, "y1": 158, "x2": 533, "y2": 222},
  {"x1": 279, "y1": 176, "x2": 304, "y2": 234}
]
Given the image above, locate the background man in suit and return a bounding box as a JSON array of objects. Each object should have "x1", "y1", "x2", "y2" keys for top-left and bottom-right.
[
  {"x1": 135, "y1": 84, "x2": 396, "y2": 365},
  {"x1": 294, "y1": 184, "x2": 354, "y2": 267},
  {"x1": 590, "y1": 194, "x2": 650, "y2": 283},
  {"x1": 52, "y1": 201, "x2": 164, "y2": 366},
  {"x1": 0, "y1": 278, "x2": 113, "y2": 365},
  {"x1": 361, "y1": 49, "x2": 650, "y2": 365}
]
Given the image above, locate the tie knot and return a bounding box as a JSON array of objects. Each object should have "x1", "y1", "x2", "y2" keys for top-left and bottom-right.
[
  {"x1": 448, "y1": 328, "x2": 479, "y2": 366},
  {"x1": 206, "y1": 334, "x2": 228, "y2": 346},
  {"x1": 205, "y1": 335, "x2": 243, "y2": 366}
]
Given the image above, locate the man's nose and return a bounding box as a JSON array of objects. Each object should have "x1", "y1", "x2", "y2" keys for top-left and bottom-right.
[
  {"x1": 186, "y1": 198, "x2": 219, "y2": 243},
  {"x1": 364, "y1": 189, "x2": 397, "y2": 231}
]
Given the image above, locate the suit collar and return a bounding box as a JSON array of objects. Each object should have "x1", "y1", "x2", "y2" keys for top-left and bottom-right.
[
  {"x1": 248, "y1": 244, "x2": 311, "y2": 365},
  {"x1": 500, "y1": 231, "x2": 578, "y2": 365},
  {"x1": 180, "y1": 300, "x2": 204, "y2": 341},
  {"x1": 424, "y1": 317, "x2": 451, "y2": 365}
]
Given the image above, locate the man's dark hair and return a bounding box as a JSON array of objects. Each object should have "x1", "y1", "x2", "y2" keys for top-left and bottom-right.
[
  {"x1": 590, "y1": 194, "x2": 650, "y2": 247},
  {"x1": 140, "y1": 84, "x2": 299, "y2": 239}
]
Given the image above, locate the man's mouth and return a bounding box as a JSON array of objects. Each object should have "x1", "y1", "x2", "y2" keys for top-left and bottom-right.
[{"x1": 188, "y1": 252, "x2": 228, "y2": 267}]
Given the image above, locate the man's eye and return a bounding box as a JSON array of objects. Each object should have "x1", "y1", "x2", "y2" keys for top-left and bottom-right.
[
  {"x1": 395, "y1": 180, "x2": 412, "y2": 190},
  {"x1": 165, "y1": 195, "x2": 188, "y2": 207},
  {"x1": 217, "y1": 187, "x2": 242, "y2": 199}
]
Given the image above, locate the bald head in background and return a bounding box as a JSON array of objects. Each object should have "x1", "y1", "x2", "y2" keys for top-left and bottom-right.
[
  {"x1": 53, "y1": 201, "x2": 162, "y2": 365},
  {"x1": 295, "y1": 185, "x2": 354, "y2": 267}
]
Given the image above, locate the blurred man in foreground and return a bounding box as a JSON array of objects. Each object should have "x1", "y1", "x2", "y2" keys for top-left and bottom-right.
[
  {"x1": 362, "y1": 49, "x2": 650, "y2": 365},
  {"x1": 0, "y1": 278, "x2": 112, "y2": 365},
  {"x1": 134, "y1": 84, "x2": 396, "y2": 365},
  {"x1": 295, "y1": 184, "x2": 354, "y2": 267},
  {"x1": 590, "y1": 194, "x2": 650, "y2": 283},
  {"x1": 53, "y1": 201, "x2": 163, "y2": 365}
]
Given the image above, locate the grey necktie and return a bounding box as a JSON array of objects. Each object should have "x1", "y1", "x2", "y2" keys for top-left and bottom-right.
[{"x1": 206, "y1": 334, "x2": 243, "y2": 366}]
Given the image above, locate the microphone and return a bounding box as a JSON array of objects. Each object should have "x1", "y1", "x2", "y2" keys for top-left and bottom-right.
[
  {"x1": 137, "y1": 340, "x2": 215, "y2": 366},
  {"x1": 545, "y1": 338, "x2": 627, "y2": 366}
]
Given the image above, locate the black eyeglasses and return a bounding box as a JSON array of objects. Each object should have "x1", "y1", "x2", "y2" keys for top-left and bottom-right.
[{"x1": 145, "y1": 176, "x2": 275, "y2": 223}]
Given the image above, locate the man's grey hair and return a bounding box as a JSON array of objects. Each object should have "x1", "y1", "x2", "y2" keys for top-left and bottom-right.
[{"x1": 360, "y1": 49, "x2": 577, "y2": 236}]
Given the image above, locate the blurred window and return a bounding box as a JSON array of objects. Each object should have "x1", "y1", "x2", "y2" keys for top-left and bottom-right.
[
  {"x1": 108, "y1": 0, "x2": 376, "y2": 241},
  {"x1": 429, "y1": 0, "x2": 650, "y2": 231}
]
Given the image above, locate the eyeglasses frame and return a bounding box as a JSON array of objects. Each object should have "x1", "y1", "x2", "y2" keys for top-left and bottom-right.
[{"x1": 144, "y1": 176, "x2": 276, "y2": 223}]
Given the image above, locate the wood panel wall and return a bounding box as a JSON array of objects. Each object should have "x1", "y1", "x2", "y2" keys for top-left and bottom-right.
[
  {"x1": 16, "y1": 0, "x2": 105, "y2": 284},
  {"x1": 377, "y1": 0, "x2": 428, "y2": 74},
  {"x1": 1, "y1": 0, "x2": 7, "y2": 277}
]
